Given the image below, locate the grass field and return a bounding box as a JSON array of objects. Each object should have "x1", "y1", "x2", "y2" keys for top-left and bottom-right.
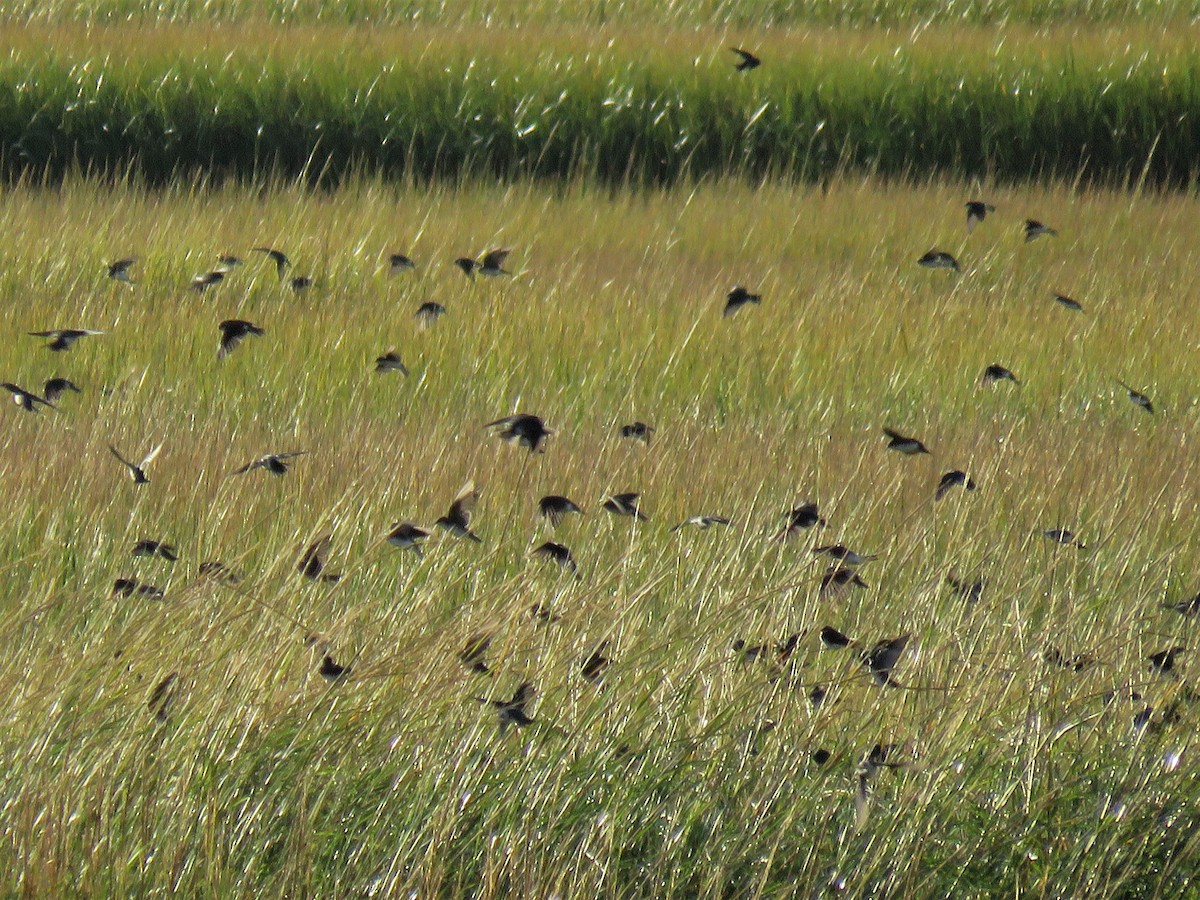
[{"x1": 2, "y1": 173, "x2": 1200, "y2": 894}]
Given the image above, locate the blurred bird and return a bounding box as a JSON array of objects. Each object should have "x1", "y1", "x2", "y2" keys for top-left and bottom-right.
[
  {"x1": 477, "y1": 681, "x2": 536, "y2": 735},
  {"x1": 581, "y1": 641, "x2": 611, "y2": 684},
  {"x1": 191, "y1": 271, "x2": 225, "y2": 292},
  {"x1": 388, "y1": 253, "x2": 416, "y2": 275},
  {"x1": 724, "y1": 285, "x2": 761, "y2": 317},
  {"x1": 819, "y1": 625, "x2": 854, "y2": 648},
  {"x1": 1117, "y1": 380, "x2": 1154, "y2": 414},
  {"x1": 435, "y1": 481, "x2": 482, "y2": 542},
  {"x1": 386, "y1": 522, "x2": 431, "y2": 557},
  {"x1": 147, "y1": 672, "x2": 179, "y2": 722},
  {"x1": 532, "y1": 540, "x2": 578, "y2": 574},
  {"x1": 217, "y1": 319, "x2": 264, "y2": 359},
  {"x1": 965, "y1": 201, "x2": 995, "y2": 231},
  {"x1": 527, "y1": 603, "x2": 561, "y2": 624},
  {"x1": 917, "y1": 250, "x2": 959, "y2": 271},
  {"x1": 107, "y1": 257, "x2": 136, "y2": 283},
  {"x1": 1054, "y1": 293, "x2": 1083, "y2": 312},
  {"x1": 459, "y1": 634, "x2": 491, "y2": 675},
  {"x1": 773, "y1": 502, "x2": 826, "y2": 541},
  {"x1": 319, "y1": 655, "x2": 348, "y2": 681},
  {"x1": 538, "y1": 495, "x2": 584, "y2": 526},
  {"x1": 457, "y1": 249, "x2": 511, "y2": 278},
  {"x1": 199, "y1": 561, "x2": 242, "y2": 585},
  {"x1": 415, "y1": 301, "x2": 447, "y2": 327},
  {"x1": 1024, "y1": 220, "x2": 1057, "y2": 241},
  {"x1": 821, "y1": 567, "x2": 868, "y2": 595},
  {"x1": 1164, "y1": 592, "x2": 1200, "y2": 617},
  {"x1": 981, "y1": 364, "x2": 1019, "y2": 385},
  {"x1": 2, "y1": 382, "x2": 55, "y2": 412},
  {"x1": 1043, "y1": 645, "x2": 1096, "y2": 673},
  {"x1": 730, "y1": 47, "x2": 761, "y2": 71},
  {"x1": 812, "y1": 544, "x2": 876, "y2": 566},
  {"x1": 602, "y1": 492, "x2": 648, "y2": 520},
  {"x1": 290, "y1": 275, "x2": 313, "y2": 293},
  {"x1": 861, "y1": 635, "x2": 910, "y2": 686},
  {"x1": 486, "y1": 413, "x2": 551, "y2": 453},
  {"x1": 108, "y1": 442, "x2": 163, "y2": 485},
  {"x1": 883, "y1": 427, "x2": 931, "y2": 455},
  {"x1": 132, "y1": 540, "x2": 178, "y2": 562},
  {"x1": 231, "y1": 451, "x2": 308, "y2": 476},
  {"x1": 43, "y1": 377, "x2": 81, "y2": 403},
  {"x1": 935, "y1": 470, "x2": 976, "y2": 501},
  {"x1": 29, "y1": 329, "x2": 104, "y2": 352},
  {"x1": 672, "y1": 514, "x2": 731, "y2": 531},
  {"x1": 1042, "y1": 527, "x2": 1085, "y2": 549},
  {"x1": 1149, "y1": 647, "x2": 1185, "y2": 678},
  {"x1": 112, "y1": 577, "x2": 164, "y2": 599},
  {"x1": 297, "y1": 535, "x2": 341, "y2": 583},
  {"x1": 252, "y1": 246, "x2": 290, "y2": 279},
  {"x1": 946, "y1": 573, "x2": 984, "y2": 604},
  {"x1": 620, "y1": 421, "x2": 654, "y2": 444},
  {"x1": 216, "y1": 254, "x2": 243, "y2": 269},
  {"x1": 374, "y1": 350, "x2": 408, "y2": 375}
]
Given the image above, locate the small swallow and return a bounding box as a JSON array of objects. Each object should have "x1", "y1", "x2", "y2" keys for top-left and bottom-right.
[
  {"x1": 1149, "y1": 647, "x2": 1185, "y2": 678},
  {"x1": 147, "y1": 671, "x2": 179, "y2": 722},
  {"x1": 216, "y1": 254, "x2": 243, "y2": 270},
  {"x1": 935, "y1": 470, "x2": 976, "y2": 501},
  {"x1": 730, "y1": 47, "x2": 761, "y2": 71},
  {"x1": 1042, "y1": 528, "x2": 1085, "y2": 549},
  {"x1": 107, "y1": 257, "x2": 136, "y2": 282},
  {"x1": 414, "y1": 301, "x2": 447, "y2": 326},
  {"x1": 388, "y1": 253, "x2": 416, "y2": 275},
  {"x1": 811, "y1": 748, "x2": 831, "y2": 766},
  {"x1": 773, "y1": 503, "x2": 826, "y2": 541},
  {"x1": 297, "y1": 536, "x2": 341, "y2": 583},
  {"x1": 374, "y1": 350, "x2": 409, "y2": 375},
  {"x1": 1024, "y1": 220, "x2": 1057, "y2": 241},
  {"x1": 319, "y1": 655, "x2": 348, "y2": 681},
  {"x1": 602, "y1": 492, "x2": 648, "y2": 520},
  {"x1": 581, "y1": 641, "x2": 611, "y2": 684},
  {"x1": 731, "y1": 638, "x2": 769, "y2": 665},
  {"x1": 454, "y1": 257, "x2": 479, "y2": 278},
  {"x1": 981, "y1": 364, "x2": 1019, "y2": 385},
  {"x1": 435, "y1": 481, "x2": 482, "y2": 542},
  {"x1": 2, "y1": 382, "x2": 55, "y2": 412},
  {"x1": 883, "y1": 427, "x2": 930, "y2": 455},
  {"x1": 133, "y1": 540, "x2": 178, "y2": 562},
  {"x1": 532, "y1": 540, "x2": 577, "y2": 574},
  {"x1": 112, "y1": 577, "x2": 165, "y2": 599},
  {"x1": 812, "y1": 544, "x2": 877, "y2": 566},
  {"x1": 819, "y1": 625, "x2": 854, "y2": 648},
  {"x1": 198, "y1": 561, "x2": 242, "y2": 584},
  {"x1": 486, "y1": 413, "x2": 551, "y2": 453},
  {"x1": 1164, "y1": 592, "x2": 1200, "y2": 617},
  {"x1": 217, "y1": 319, "x2": 264, "y2": 359},
  {"x1": 386, "y1": 522, "x2": 431, "y2": 557},
  {"x1": 477, "y1": 681, "x2": 535, "y2": 735},
  {"x1": 231, "y1": 451, "x2": 308, "y2": 476},
  {"x1": 861, "y1": 635, "x2": 910, "y2": 686},
  {"x1": 917, "y1": 250, "x2": 959, "y2": 271},
  {"x1": 965, "y1": 201, "x2": 995, "y2": 231},
  {"x1": 1117, "y1": 380, "x2": 1154, "y2": 414},
  {"x1": 527, "y1": 603, "x2": 562, "y2": 624},
  {"x1": 252, "y1": 246, "x2": 290, "y2": 279},
  {"x1": 1053, "y1": 293, "x2": 1083, "y2": 312},
  {"x1": 538, "y1": 495, "x2": 584, "y2": 526},
  {"x1": 671, "y1": 515, "x2": 731, "y2": 531},
  {"x1": 191, "y1": 270, "x2": 225, "y2": 292},
  {"x1": 109, "y1": 442, "x2": 163, "y2": 485},
  {"x1": 42, "y1": 377, "x2": 81, "y2": 403},
  {"x1": 479, "y1": 249, "x2": 512, "y2": 277},
  {"x1": 724, "y1": 285, "x2": 761, "y2": 317},
  {"x1": 459, "y1": 634, "x2": 491, "y2": 675},
  {"x1": 290, "y1": 275, "x2": 313, "y2": 293},
  {"x1": 821, "y1": 567, "x2": 868, "y2": 594},
  {"x1": 29, "y1": 329, "x2": 104, "y2": 352},
  {"x1": 620, "y1": 421, "x2": 654, "y2": 444},
  {"x1": 1043, "y1": 645, "x2": 1096, "y2": 672},
  {"x1": 946, "y1": 573, "x2": 984, "y2": 604}
]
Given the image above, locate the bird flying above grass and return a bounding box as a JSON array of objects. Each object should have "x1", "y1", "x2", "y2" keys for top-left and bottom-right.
[
  {"x1": 217, "y1": 319, "x2": 264, "y2": 359},
  {"x1": 486, "y1": 413, "x2": 551, "y2": 453},
  {"x1": 730, "y1": 48, "x2": 761, "y2": 71},
  {"x1": 109, "y1": 441, "x2": 163, "y2": 485},
  {"x1": 29, "y1": 329, "x2": 103, "y2": 352},
  {"x1": 2, "y1": 382, "x2": 55, "y2": 412}
]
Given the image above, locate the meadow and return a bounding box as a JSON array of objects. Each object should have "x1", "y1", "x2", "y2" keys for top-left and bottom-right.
[{"x1": 1, "y1": 172, "x2": 1200, "y2": 895}]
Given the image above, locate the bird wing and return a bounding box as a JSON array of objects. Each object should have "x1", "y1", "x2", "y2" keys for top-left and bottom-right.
[
  {"x1": 108, "y1": 444, "x2": 135, "y2": 469},
  {"x1": 481, "y1": 249, "x2": 510, "y2": 269},
  {"x1": 139, "y1": 441, "x2": 165, "y2": 469}
]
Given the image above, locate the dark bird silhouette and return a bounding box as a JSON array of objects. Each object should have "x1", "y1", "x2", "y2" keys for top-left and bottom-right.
[
  {"x1": 1054, "y1": 293, "x2": 1083, "y2": 312},
  {"x1": 883, "y1": 427, "x2": 930, "y2": 455},
  {"x1": 981, "y1": 364, "x2": 1019, "y2": 386},
  {"x1": 773, "y1": 502, "x2": 826, "y2": 541},
  {"x1": 231, "y1": 451, "x2": 308, "y2": 476},
  {"x1": 459, "y1": 634, "x2": 491, "y2": 675},
  {"x1": 198, "y1": 560, "x2": 242, "y2": 585},
  {"x1": 43, "y1": 377, "x2": 81, "y2": 403},
  {"x1": 603, "y1": 492, "x2": 648, "y2": 520},
  {"x1": 935, "y1": 470, "x2": 976, "y2": 501},
  {"x1": 965, "y1": 201, "x2": 995, "y2": 231},
  {"x1": 133, "y1": 540, "x2": 178, "y2": 562},
  {"x1": 724, "y1": 285, "x2": 761, "y2": 317},
  {"x1": 374, "y1": 349, "x2": 408, "y2": 375},
  {"x1": 29, "y1": 329, "x2": 103, "y2": 352},
  {"x1": 672, "y1": 514, "x2": 731, "y2": 531},
  {"x1": 917, "y1": 250, "x2": 959, "y2": 271},
  {"x1": 112, "y1": 577, "x2": 164, "y2": 599},
  {"x1": 539, "y1": 495, "x2": 584, "y2": 526},
  {"x1": 386, "y1": 522, "x2": 431, "y2": 557},
  {"x1": 217, "y1": 319, "x2": 264, "y2": 359},
  {"x1": 415, "y1": 301, "x2": 447, "y2": 327},
  {"x1": 457, "y1": 249, "x2": 511, "y2": 278},
  {"x1": 192, "y1": 270, "x2": 225, "y2": 292},
  {"x1": 1025, "y1": 219, "x2": 1057, "y2": 241},
  {"x1": 532, "y1": 540, "x2": 577, "y2": 574},
  {"x1": 2, "y1": 382, "x2": 55, "y2": 412},
  {"x1": 147, "y1": 671, "x2": 178, "y2": 722},
  {"x1": 388, "y1": 253, "x2": 416, "y2": 275},
  {"x1": 581, "y1": 641, "x2": 611, "y2": 684},
  {"x1": 486, "y1": 413, "x2": 551, "y2": 453},
  {"x1": 477, "y1": 681, "x2": 535, "y2": 735},
  {"x1": 820, "y1": 625, "x2": 854, "y2": 648},
  {"x1": 290, "y1": 275, "x2": 313, "y2": 293},
  {"x1": 435, "y1": 481, "x2": 483, "y2": 542},
  {"x1": 821, "y1": 567, "x2": 868, "y2": 595},
  {"x1": 216, "y1": 254, "x2": 243, "y2": 269},
  {"x1": 527, "y1": 603, "x2": 561, "y2": 624},
  {"x1": 946, "y1": 573, "x2": 984, "y2": 604},
  {"x1": 812, "y1": 544, "x2": 876, "y2": 566},
  {"x1": 109, "y1": 442, "x2": 163, "y2": 484},
  {"x1": 454, "y1": 257, "x2": 478, "y2": 278},
  {"x1": 297, "y1": 536, "x2": 341, "y2": 583},
  {"x1": 319, "y1": 655, "x2": 348, "y2": 681},
  {"x1": 730, "y1": 47, "x2": 761, "y2": 71},
  {"x1": 1149, "y1": 647, "x2": 1185, "y2": 678},
  {"x1": 731, "y1": 638, "x2": 769, "y2": 666},
  {"x1": 861, "y1": 635, "x2": 910, "y2": 686},
  {"x1": 252, "y1": 246, "x2": 290, "y2": 279},
  {"x1": 1117, "y1": 380, "x2": 1154, "y2": 414},
  {"x1": 1043, "y1": 645, "x2": 1096, "y2": 673},
  {"x1": 620, "y1": 421, "x2": 655, "y2": 444},
  {"x1": 1042, "y1": 527, "x2": 1085, "y2": 549},
  {"x1": 107, "y1": 257, "x2": 136, "y2": 282},
  {"x1": 1164, "y1": 592, "x2": 1200, "y2": 617}
]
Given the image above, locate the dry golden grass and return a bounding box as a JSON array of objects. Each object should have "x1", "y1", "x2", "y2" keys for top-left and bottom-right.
[{"x1": 1, "y1": 173, "x2": 1200, "y2": 894}]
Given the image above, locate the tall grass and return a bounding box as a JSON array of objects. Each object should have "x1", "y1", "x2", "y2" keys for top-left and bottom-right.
[
  {"x1": 1, "y1": 173, "x2": 1200, "y2": 893},
  {"x1": 0, "y1": 24, "x2": 1198, "y2": 186}
]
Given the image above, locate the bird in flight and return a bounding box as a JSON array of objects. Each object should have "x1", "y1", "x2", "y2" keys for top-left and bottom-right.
[
  {"x1": 374, "y1": 350, "x2": 408, "y2": 375},
  {"x1": 435, "y1": 481, "x2": 483, "y2": 542},
  {"x1": 456, "y1": 249, "x2": 512, "y2": 278},
  {"x1": 290, "y1": 276, "x2": 313, "y2": 293},
  {"x1": 109, "y1": 441, "x2": 164, "y2": 484},
  {"x1": 620, "y1": 421, "x2": 654, "y2": 444},
  {"x1": 1117, "y1": 380, "x2": 1154, "y2": 415},
  {"x1": 821, "y1": 566, "x2": 868, "y2": 595},
  {"x1": 935, "y1": 470, "x2": 976, "y2": 501},
  {"x1": 1042, "y1": 527, "x2": 1086, "y2": 549},
  {"x1": 217, "y1": 319, "x2": 264, "y2": 359},
  {"x1": 231, "y1": 451, "x2": 309, "y2": 476},
  {"x1": 477, "y1": 681, "x2": 536, "y2": 735},
  {"x1": 43, "y1": 377, "x2": 81, "y2": 404},
  {"x1": 981, "y1": 364, "x2": 1019, "y2": 386},
  {"x1": 1024, "y1": 220, "x2": 1057, "y2": 241},
  {"x1": 459, "y1": 634, "x2": 491, "y2": 675},
  {"x1": 730, "y1": 48, "x2": 761, "y2": 71},
  {"x1": 319, "y1": 655, "x2": 349, "y2": 681},
  {"x1": 414, "y1": 302, "x2": 447, "y2": 327},
  {"x1": 672, "y1": 514, "x2": 731, "y2": 531},
  {"x1": 297, "y1": 535, "x2": 341, "y2": 582},
  {"x1": 581, "y1": 641, "x2": 611, "y2": 684},
  {"x1": 965, "y1": 201, "x2": 995, "y2": 231},
  {"x1": 29, "y1": 329, "x2": 104, "y2": 352},
  {"x1": 861, "y1": 635, "x2": 911, "y2": 686},
  {"x1": 388, "y1": 253, "x2": 416, "y2": 275},
  {"x1": 486, "y1": 413, "x2": 551, "y2": 453},
  {"x1": 532, "y1": 540, "x2": 578, "y2": 574},
  {"x1": 724, "y1": 285, "x2": 761, "y2": 317},
  {"x1": 812, "y1": 544, "x2": 876, "y2": 566},
  {"x1": 538, "y1": 495, "x2": 584, "y2": 526},
  {"x1": 132, "y1": 540, "x2": 178, "y2": 561},
  {"x1": 882, "y1": 427, "x2": 931, "y2": 455},
  {"x1": 192, "y1": 270, "x2": 225, "y2": 292},
  {"x1": 386, "y1": 522, "x2": 431, "y2": 557},
  {"x1": 773, "y1": 503, "x2": 826, "y2": 541},
  {"x1": 252, "y1": 247, "x2": 290, "y2": 279},
  {"x1": 603, "y1": 492, "x2": 648, "y2": 521},
  {"x1": 917, "y1": 250, "x2": 959, "y2": 271},
  {"x1": 107, "y1": 257, "x2": 137, "y2": 283},
  {"x1": 2, "y1": 382, "x2": 55, "y2": 413},
  {"x1": 1053, "y1": 293, "x2": 1083, "y2": 312}
]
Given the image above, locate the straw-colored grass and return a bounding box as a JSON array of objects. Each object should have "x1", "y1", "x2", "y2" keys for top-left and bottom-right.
[{"x1": 2, "y1": 173, "x2": 1200, "y2": 895}]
